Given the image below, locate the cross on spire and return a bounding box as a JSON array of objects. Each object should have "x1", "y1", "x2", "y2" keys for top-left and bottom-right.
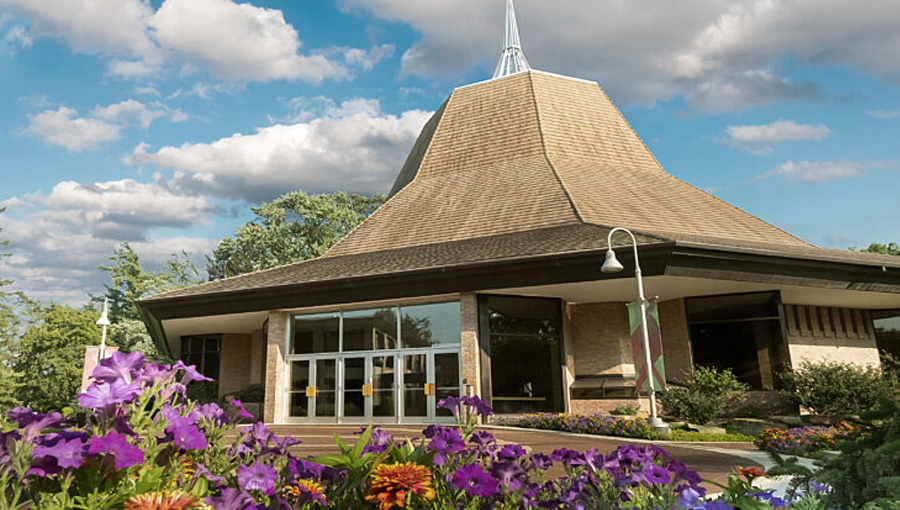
[{"x1": 492, "y1": 0, "x2": 530, "y2": 79}]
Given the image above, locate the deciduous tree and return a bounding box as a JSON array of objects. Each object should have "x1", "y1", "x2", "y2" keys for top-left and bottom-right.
[{"x1": 207, "y1": 190, "x2": 385, "y2": 280}]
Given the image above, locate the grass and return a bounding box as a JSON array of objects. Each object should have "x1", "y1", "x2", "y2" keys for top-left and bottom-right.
[{"x1": 653, "y1": 429, "x2": 753, "y2": 442}]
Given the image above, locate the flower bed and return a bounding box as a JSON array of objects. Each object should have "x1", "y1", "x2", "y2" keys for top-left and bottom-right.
[
  {"x1": 515, "y1": 412, "x2": 655, "y2": 439},
  {"x1": 0, "y1": 351, "x2": 831, "y2": 510},
  {"x1": 754, "y1": 422, "x2": 859, "y2": 456}
]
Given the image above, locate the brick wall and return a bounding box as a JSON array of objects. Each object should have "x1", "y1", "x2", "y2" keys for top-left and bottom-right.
[
  {"x1": 566, "y1": 302, "x2": 634, "y2": 377},
  {"x1": 249, "y1": 328, "x2": 264, "y2": 385},
  {"x1": 658, "y1": 298, "x2": 693, "y2": 383},
  {"x1": 784, "y1": 304, "x2": 881, "y2": 367},
  {"x1": 218, "y1": 333, "x2": 251, "y2": 399},
  {"x1": 459, "y1": 293, "x2": 481, "y2": 396},
  {"x1": 263, "y1": 312, "x2": 288, "y2": 423}
]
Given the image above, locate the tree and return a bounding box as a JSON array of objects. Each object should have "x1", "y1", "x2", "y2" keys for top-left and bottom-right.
[
  {"x1": 14, "y1": 304, "x2": 101, "y2": 412},
  {"x1": 0, "y1": 208, "x2": 21, "y2": 410},
  {"x1": 207, "y1": 190, "x2": 386, "y2": 280},
  {"x1": 96, "y1": 242, "x2": 200, "y2": 323},
  {"x1": 857, "y1": 242, "x2": 900, "y2": 256}
]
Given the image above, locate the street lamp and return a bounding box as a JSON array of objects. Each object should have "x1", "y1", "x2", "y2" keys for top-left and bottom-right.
[
  {"x1": 601, "y1": 227, "x2": 668, "y2": 432},
  {"x1": 96, "y1": 298, "x2": 111, "y2": 362}
]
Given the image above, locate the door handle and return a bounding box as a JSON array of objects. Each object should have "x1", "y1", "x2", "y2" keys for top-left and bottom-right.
[
  {"x1": 305, "y1": 386, "x2": 317, "y2": 397},
  {"x1": 362, "y1": 384, "x2": 373, "y2": 397},
  {"x1": 424, "y1": 383, "x2": 435, "y2": 395}
]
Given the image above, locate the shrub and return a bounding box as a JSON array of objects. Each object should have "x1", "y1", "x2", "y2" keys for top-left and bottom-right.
[
  {"x1": 780, "y1": 360, "x2": 894, "y2": 416},
  {"x1": 610, "y1": 404, "x2": 640, "y2": 416},
  {"x1": 659, "y1": 366, "x2": 748, "y2": 424},
  {"x1": 516, "y1": 412, "x2": 654, "y2": 439}
]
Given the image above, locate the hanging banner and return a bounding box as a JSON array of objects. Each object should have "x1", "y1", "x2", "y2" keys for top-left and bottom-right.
[{"x1": 626, "y1": 298, "x2": 667, "y2": 392}]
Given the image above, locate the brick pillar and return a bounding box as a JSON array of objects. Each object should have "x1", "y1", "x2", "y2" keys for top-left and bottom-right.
[
  {"x1": 658, "y1": 298, "x2": 693, "y2": 383},
  {"x1": 459, "y1": 293, "x2": 481, "y2": 397},
  {"x1": 263, "y1": 312, "x2": 288, "y2": 423}
]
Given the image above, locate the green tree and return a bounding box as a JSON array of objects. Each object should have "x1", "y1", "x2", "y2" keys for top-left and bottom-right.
[
  {"x1": 207, "y1": 190, "x2": 386, "y2": 280},
  {"x1": 0, "y1": 208, "x2": 21, "y2": 410},
  {"x1": 96, "y1": 242, "x2": 200, "y2": 323},
  {"x1": 855, "y1": 242, "x2": 900, "y2": 256},
  {"x1": 14, "y1": 304, "x2": 101, "y2": 412}
]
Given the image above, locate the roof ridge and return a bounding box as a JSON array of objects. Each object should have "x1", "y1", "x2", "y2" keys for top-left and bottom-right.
[{"x1": 528, "y1": 72, "x2": 584, "y2": 223}]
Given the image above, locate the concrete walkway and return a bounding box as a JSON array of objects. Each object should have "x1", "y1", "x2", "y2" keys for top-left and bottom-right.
[{"x1": 262, "y1": 424, "x2": 767, "y2": 487}]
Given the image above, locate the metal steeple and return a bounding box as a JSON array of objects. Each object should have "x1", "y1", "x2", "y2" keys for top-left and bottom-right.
[{"x1": 492, "y1": 0, "x2": 530, "y2": 79}]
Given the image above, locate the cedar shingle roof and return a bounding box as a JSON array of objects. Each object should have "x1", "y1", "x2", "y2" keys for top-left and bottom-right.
[
  {"x1": 142, "y1": 70, "x2": 900, "y2": 308},
  {"x1": 327, "y1": 71, "x2": 808, "y2": 258}
]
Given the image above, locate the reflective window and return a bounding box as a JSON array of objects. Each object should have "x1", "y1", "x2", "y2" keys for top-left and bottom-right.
[
  {"x1": 486, "y1": 296, "x2": 564, "y2": 414},
  {"x1": 343, "y1": 308, "x2": 398, "y2": 351},
  {"x1": 180, "y1": 334, "x2": 220, "y2": 380},
  {"x1": 293, "y1": 313, "x2": 339, "y2": 354},
  {"x1": 401, "y1": 302, "x2": 461, "y2": 348},
  {"x1": 873, "y1": 310, "x2": 900, "y2": 364}
]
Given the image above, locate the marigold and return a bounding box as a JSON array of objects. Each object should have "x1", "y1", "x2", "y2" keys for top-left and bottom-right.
[
  {"x1": 366, "y1": 462, "x2": 436, "y2": 510},
  {"x1": 284, "y1": 479, "x2": 327, "y2": 506},
  {"x1": 125, "y1": 490, "x2": 204, "y2": 510},
  {"x1": 737, "y1": 466, "x2": 766, "y2": 480}
]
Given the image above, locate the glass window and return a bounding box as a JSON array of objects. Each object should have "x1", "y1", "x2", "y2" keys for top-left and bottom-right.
[
  {"x1": 486, "y1": 296, "x2": 564, "y2": 414},
  {"x1": 400, "y1": 302, "x2": 461, "y2": 348},
  {"x1": 343, "y1": 308, "x2": 398, "y2": 351},
  {"x1": 180, "y1": 334, "x2": 221, "y2": 380},
  {"x1": 293, "y1": 313, "x2": 339, "y2": 354},
  {"x1": 873, "y1": 310, "x2": 900, "y2": 363}
]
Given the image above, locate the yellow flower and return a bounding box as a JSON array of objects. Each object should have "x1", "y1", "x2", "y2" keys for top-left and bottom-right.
[
  {"x1": 737, "y1": 466, "x2": 766, "y2": 480},
  {"x1": 283, "y1": 479, "x2": 327, "y2": 506},
  {"x1": 366, "y1": 462, "x2": 436, "y2": 510},
  {"x1": 125, "y1": 490, "x2": 204, "y2": 510}
]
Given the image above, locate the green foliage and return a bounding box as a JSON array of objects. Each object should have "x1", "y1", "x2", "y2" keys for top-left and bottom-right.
[
  {"x1": 95, "y1": 242, "x2": 200, "y2": 323},
  {"x1": 14, "y1": 305, "x2": 101, "y2": 412},
  {"x1": 110, "y1": 319, "x2": 167, "y2": 363},
  {"x1": 312, "y1": 425, "x2": 389, "y2": 504},
  {"x1": 207, "y1": 190, "x2": 386, "y2": 280},
  {"x1": 657, "y1": 429, "x2": 753, "y2": 442},
  {"x1": 815, "y1": 400, "x2": 900, "y2": 509},
  {"x1": 780, "y1": 360, "x2": 894, "y2": 416},
  {"x1": 659, "y1": 365, "x2": 748, "y2": 424},
  {"x1": 854, "y1": 242, "x2": 900, "y2": 256},
  {"x1": 610, "y1": 404, "x2": 640, "y2": 416}
]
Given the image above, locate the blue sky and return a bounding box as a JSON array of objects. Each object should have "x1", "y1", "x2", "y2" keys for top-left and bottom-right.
[{"x1": 0, "y1": 0, "x2": 898, "y2": 306}]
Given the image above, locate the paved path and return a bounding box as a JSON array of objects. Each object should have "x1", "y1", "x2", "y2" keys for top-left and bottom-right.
[{"x1": 259, "y1": 424, "x2": 763, "y2": 487}]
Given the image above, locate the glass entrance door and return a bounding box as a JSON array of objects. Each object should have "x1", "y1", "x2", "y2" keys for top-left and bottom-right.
[{"x1": 287, "y1": 351, "x2": 459, "y2": 423}]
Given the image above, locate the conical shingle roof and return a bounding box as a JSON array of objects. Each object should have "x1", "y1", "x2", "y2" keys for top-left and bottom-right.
[{"x1": 327, "y1": 70, "x2": 809, "y2": 258}]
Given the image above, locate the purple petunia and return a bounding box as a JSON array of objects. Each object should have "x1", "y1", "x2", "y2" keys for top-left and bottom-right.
[
  {"x1": 498, "y1": 443, "x2": 527, "y2": 460},
  {"x1": 452, "y1": 463, "x2": 499, "y2": 497},
  {"x1": 237, "y1": 462, "x2": 277, "y2": 492},
  {"x1": 490, "y1": 460, "x2": 527, "y2": 490},
  {"x1": 79, "y1": 379, "x2": 143, "y2": 409},
  {"x1": 92, "y1": 350, "x2": 146, "y2": 384},
  {"x1": 173, "y1": 360, "x2": 214, "y2": 385},
  {"x1": 469, "y1": 430, "x2": 496, "y2": 447},
  {"x1": 168, "y1": 421, "x2": 208, "y2": 451},
  {"x1": 33, "y1": 437, "x2": 86, "y2": 470},
  {"x1": 640, "y1": 464, "x2": 671, "y2": 484},
  {"x1": 88, "y1": 431, "x2": 144, "y2": 469},
  {"x1": 228, "y1": 399, "x2": 254, "y2": 422},
  {"x1": 206, "y1": 487, "x2": 256, "y2": 510},
  {"x1": 425, "y1": 426, "x2": 465, "y2": 455}
]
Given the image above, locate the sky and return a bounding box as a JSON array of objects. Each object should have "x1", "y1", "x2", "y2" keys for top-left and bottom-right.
[{"x1": 0, "y1": 0, "x2": 899, "y2": 307}]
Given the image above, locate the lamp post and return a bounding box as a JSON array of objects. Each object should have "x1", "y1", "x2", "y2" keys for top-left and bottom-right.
[
  {"x1": 96, "y1": 298, "x2": 111, "y2": 362},
  {"x1": 601, "y1": 227, "x2": 668, "y2": 432}
]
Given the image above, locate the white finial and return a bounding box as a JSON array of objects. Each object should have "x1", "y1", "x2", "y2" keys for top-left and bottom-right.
[{"x1": 492, "y1": 0, "x2": 530, "y2": 79}]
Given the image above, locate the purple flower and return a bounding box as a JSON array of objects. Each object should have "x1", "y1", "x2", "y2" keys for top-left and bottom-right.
[
  {"x1": 490, "y1": 460, "x2": 527, "y2": 490},
  {"x1": 469, "y1": 430, "x2": 496, "y2": 447},
  {"x1": 551, "y1": 448, "x2": 585, "y2": 467},
  {"x1": 79, "y1": 379, "x2": 142, "y2": 409},
  {"x1": 426, "y1": 427, "x2": 465, "y2": 455},
  {"x1": 238, "y1": 462, "x2": 277, "y2": 492},
  {"x1": 463, "y1": 395, "x2": 494, "y2": 416},
  {"x1": 32, "y1": 437, "x2": 86, "y2": 470},
  {"x1": 703, "y1": 502, "x2": 735, "y2": 510},
  {"x1": 92, "y1": 351, "x2": 145, "y2": 384},
  {"x1": 640, "y1": 464, "x2": 671, "y2": 484},
  {"x1": 677, "y1": 485, "x2": 702, "y2": 509},
  {"x1": 498, "y1": 443, "x2": 527, "y2": 460},
  {"x1": 174, "y1": 360, "x2": 214, "y2": 384},
  {"x1": 168, "y1": 422, "x2": 208, "y2": 451},
  {"x1": 9, "y1": 407, "x2": 63, "y2": 443},
  {"x1": 88, "y1": 431, "x2": 144, "y2": 469},
  {"x1": 206, "y1": 488, "x2": 256, "y2": 510},
  {"x1": 437, "y1": 396, "x2": 465, "y2": 417},
  {"x1": 451, "y1": 463, "x2": 499, "y2": 497},
  {"x1": 357, "y1": 426, "x2": 392, "y2": 454},
  {"x1": 134, "y1": 362, "x2": 174, "y2": 386},
  {"x1": 228, "y1": 399, "x2": 254, "y2": 421},
  {"x1": 192, "y1": 403, "x2": 227, "y2": 426},
  {"x1": 528, "y1": 453, "x2": 552, "y2": 471}
]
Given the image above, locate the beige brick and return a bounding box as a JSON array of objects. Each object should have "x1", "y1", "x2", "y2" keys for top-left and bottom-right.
[
  {"x1": 459, "y1": 293, "x2": 481, "y2": 397},
  {"x1": 218, "y1": 333, "x2": 251, "y2": 399},
  {"x1": 263, "y1": 312, "x2": 289, "y2": 423},
  {"x1": 658, "y1": 299, "x2": 693, "y2": 383},
  {"x1": 567, "y1": 302, "x2": 634, "y2": 377}
]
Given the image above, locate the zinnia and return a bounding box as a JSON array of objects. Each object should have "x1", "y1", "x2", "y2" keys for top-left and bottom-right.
[
  {"x1": 366, "y1": 462, "x2": 435, "y2": 509},
  {"x1": 125, "y1": 490, "x2": 204, "y2": 510}
]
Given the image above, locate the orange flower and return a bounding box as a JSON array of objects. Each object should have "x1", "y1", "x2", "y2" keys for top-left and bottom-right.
[
  {"x1": 284, "y1": 479, "x2": 327, "y2": 506},
  {"x1": 125, "y1": 490, "x2": 204, "y2": 510},
  {"x1": 366, "y1": 462, "x2": 436, "y2": 510},
  {"x1": 737, "y1": 466, "x2": 766, "y2": 480}
]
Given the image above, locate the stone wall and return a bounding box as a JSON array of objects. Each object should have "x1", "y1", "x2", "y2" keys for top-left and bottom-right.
[
  {"x1": 784, "y1": 304, "x2": 881, "y2": 367},
  {"x1": 218, "y1": 333, "x2": 251, "y2": 398},
  {"x1": 263, "y1": 312, "x2": 289, "y2": 423}
]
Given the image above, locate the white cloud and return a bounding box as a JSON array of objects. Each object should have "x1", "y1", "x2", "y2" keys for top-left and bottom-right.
[
  {"x1": 3, "y1": 25, "x2": 31, "y2": 49},
  {"x1": 867, "y1": 108, "x2": 900, "y2": 119},
  {"x1": 725, "y1": 120, "x2": 831, "y2": 154},
  {"x1": 1, "y1": 0, "x2": 374, "y2": 84},
  {"x1": 0, "y1": 179, "x2": 218, "y2": 306},
  {"x1": 24, "y1": 99, "x2": 187, "y2": 151},
  {"x1": 149, "y1": 0, "x2": 345, "y2": 83},
  {"x1": 342, "y1": 0, "x2": 900, "y2": 109},
  {"x1": 759, "y1": 160, "x2": 867, "y2": 183},
  {"x1": 127, "y1": 99, "x2": 432, "y2": 200},
  {"x1": 24, "y1": 106, "x2": 121, "y2": 151}
]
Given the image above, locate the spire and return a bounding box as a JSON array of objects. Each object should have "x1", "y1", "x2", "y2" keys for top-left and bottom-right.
[{"x1": 492, "y1": 0, "x2": 530, "y2": 79}]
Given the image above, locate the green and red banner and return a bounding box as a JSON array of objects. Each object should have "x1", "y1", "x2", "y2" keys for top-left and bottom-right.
[{"x1": 627, "y1": 298, "x2": 667, "y2": 392}]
